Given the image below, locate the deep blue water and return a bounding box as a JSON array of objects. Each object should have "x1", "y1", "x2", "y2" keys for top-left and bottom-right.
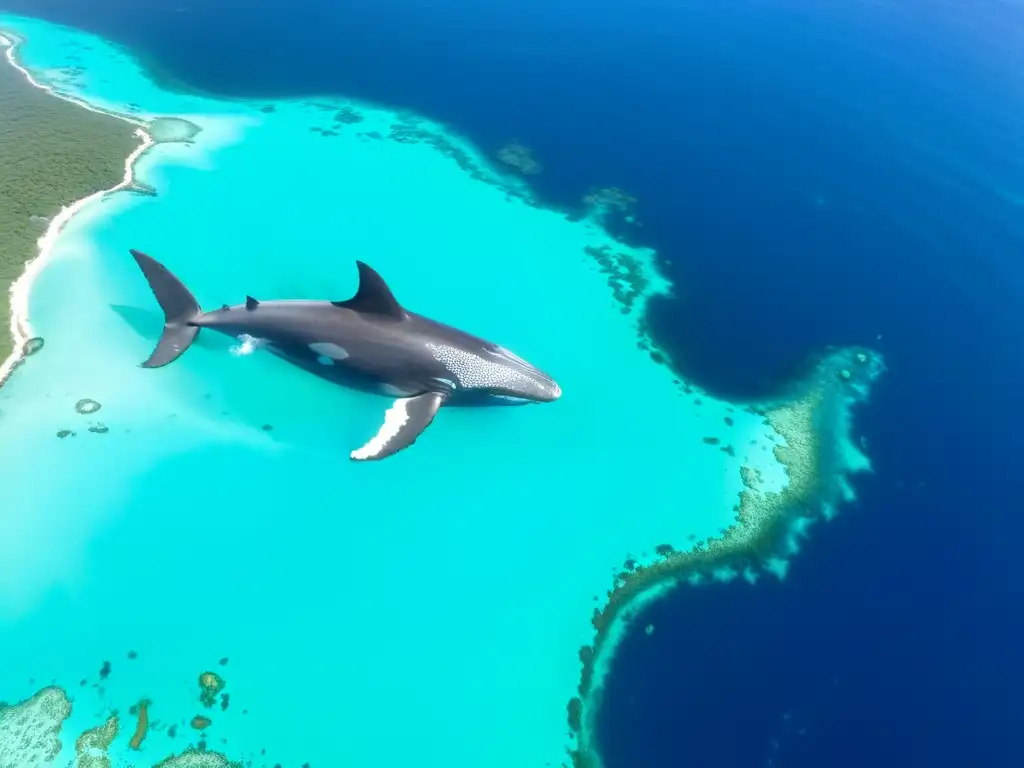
[{"x1": 4, "y1": 0, "x2": 1023, "y2": 764}]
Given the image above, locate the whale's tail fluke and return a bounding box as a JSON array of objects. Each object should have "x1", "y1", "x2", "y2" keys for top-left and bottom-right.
[{"x1": 129, "y1": 249, "x2": 202, "y2": 368}]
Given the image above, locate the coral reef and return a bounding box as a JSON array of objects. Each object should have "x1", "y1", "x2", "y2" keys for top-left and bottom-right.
[
  {"x1": 583, "y1": 244, "x2": 650, "y2": 315},
  {"x1": 569, "y1": 346, "x2": 885, "y2": 768},
  {"x1": 495, "y1": 140, "x2": 543, "y2": 175},
  {"x1": 334, "y1": 106, "x2": 364, "y2": 124},
  {"x1": 148, "y1": 117, "x2": 202, "y2": 143},
  {"x1": 0, "y1": 686, "x2": 72, "y2": 768},
  {"x1": 75, "y1": 714, "x2": 119, "y2": 768},
  {"x1": 386, "y1": 119, "x2": 534, "y2": 204},
  {"x1": 152, "y1": 747, "x2": 241, "y2": 768},
  {"x1": 583, "y1": 186, "x2": 637, "y2": 215},
  {"x1": 739, "y1": 465, "x2": 762, "y2": 490},
  {"x1": 75, "y1": 397, "x2": 101, "y2": 414},
  {"x1": 198, "y1": 671, "x2": 225, "y2": 708}
]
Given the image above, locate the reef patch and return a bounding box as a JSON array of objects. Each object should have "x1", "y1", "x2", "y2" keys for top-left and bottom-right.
[
  {"x1": 0, "y1": 686, "x2": 72, "y2": 767},
  {"x1": 495, "y1": 139, "x2": 543, "y2": 174},
  {"x1": 569, "y1": 346, "x2": 885, "y2": 768},
  {"x1": 148, "y1": 116, "x2": 202, "y2": 143},
  {"x1": 75, "y1": 397, "x2": 101, "y2": 414},
  {"x1": 75, "y1": 714, "x2": 119, "y2": 768}
]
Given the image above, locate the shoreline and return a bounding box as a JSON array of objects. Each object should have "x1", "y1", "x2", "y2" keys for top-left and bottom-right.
[{"x1": 0, "y1": 30, "x2": 153, "y2": 388}]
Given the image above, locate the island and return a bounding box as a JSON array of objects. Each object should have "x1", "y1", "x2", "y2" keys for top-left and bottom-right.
[{"x1": 0, "y1": 30, "x2": 141, "y2": 384}]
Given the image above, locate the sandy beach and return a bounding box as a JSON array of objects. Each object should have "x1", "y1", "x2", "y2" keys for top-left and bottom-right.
[{"x1": 0, "y1": 31, "x2": 152, "y2": 387}]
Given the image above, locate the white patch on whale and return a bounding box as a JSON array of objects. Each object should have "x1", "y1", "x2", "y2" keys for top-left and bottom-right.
[
  {"x1": 230, "y1": 334, "x2": 265, "y2": 357},
  {"x1": 351, "y1": 398, "x2": 411, "y2": 460},
  {"x1": 426, "y1": 342, "x2": 537, "y2": 391},
  {"x1": 317, "y1": 355, "x2": 335, "y2": 366},
  {"x1": 309, "y1": 342, "x2": 350, "y2": 360}
]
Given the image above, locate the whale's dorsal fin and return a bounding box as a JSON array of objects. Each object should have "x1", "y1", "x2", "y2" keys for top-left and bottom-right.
[
  {"x1": 332, "y1": 261, "x2": 405, "y2": 318},
  {"x1": 350, "y1": 390, "x2": 447, "y2": 461},
  {"x1": 245, "y1": 296, "x2": 259, "y2": 310}
]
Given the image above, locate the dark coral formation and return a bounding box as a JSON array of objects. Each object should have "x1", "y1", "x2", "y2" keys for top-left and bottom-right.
[
  {"x1": 128, "y1": 179, "x2": 157, "y2": 197},
  {"x1": 583, "y1": 244, "x2": 650, "y2": 315},
  {"x1": 334, "y1": 106, "x2": 364, "y2": 124},
  {"x1": 495, "y1": 140, "x2": 543, "y2": 175},
  {"x1": 127, "y1": 698, "x2": 150, "y2": 750},
  {"x1": 198, "y1": 671, "x2": 225, "y2": 708},
  {"x1": 387, "y1": 119, "x2": 536, "y2": 205},
  {"x1": 23, "y1": 336, "x2": 43, "y2": 355},
  {"x1": 583, "y1": 186, "x2": 637, "y2": 215}
]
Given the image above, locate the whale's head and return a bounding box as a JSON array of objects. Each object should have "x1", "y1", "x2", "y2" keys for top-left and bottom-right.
[
  {"x1": 483, "y1": 345, "x2": 561, "y2": 404},
  {"x1": 426, "y1": 341, "x2": 562, "y2": 404},
  {"x1": 492, "y1": 373, "x2": 561, "y2": 404}
]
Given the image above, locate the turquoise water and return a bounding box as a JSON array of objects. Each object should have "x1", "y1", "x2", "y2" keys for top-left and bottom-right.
[{"x1": 0, "y1": 15, "x2": 882, "y2": 768}]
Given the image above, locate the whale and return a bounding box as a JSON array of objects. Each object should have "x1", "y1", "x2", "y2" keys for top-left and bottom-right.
[{"x1": 128, "y1": 249, "x2": 561, "y2": 461}]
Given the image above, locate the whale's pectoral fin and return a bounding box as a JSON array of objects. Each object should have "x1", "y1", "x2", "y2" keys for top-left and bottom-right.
[{"x1": 350, "y1": 390, "x2": 448, "y2": 462}]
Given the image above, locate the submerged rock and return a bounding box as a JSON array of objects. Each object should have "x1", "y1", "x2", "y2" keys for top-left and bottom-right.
[
  {"x1": 75, "y1": 398, "x2": 101, "y2": 414},
  {"x1": 334, "y1": 106, "x2": 364, "y2": 124},
  {"x1": 198, "y1": 671, "x2": 225, "y2": 708},
  {"x1": 23, "y1": 336, "x2": 44, "y2": 355},
  {"x1": 127, "y1": 698, "x2": 149, "y2": 750},
  {"x1": 495, "y1": 140, "x2": 542, "y2": 175}
]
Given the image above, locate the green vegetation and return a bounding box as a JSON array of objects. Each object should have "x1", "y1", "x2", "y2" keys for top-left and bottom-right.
[{"x1": 0, "y1": 53, "x2": 137, "y2": 364}]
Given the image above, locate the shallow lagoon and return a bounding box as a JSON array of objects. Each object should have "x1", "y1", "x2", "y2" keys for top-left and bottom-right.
[{"x1": 0, "y1": 15, "x2": 882, "y2": 768}]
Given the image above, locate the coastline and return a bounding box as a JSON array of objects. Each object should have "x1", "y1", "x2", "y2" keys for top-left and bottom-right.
[{"x1": 0, "y1": 30, "x2": 153, "y2": 387}]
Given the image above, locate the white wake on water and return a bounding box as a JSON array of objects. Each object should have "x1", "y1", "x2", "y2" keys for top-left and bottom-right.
[{"x1": 228, "y1": 334, "x2": 265, "y2": 357}]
